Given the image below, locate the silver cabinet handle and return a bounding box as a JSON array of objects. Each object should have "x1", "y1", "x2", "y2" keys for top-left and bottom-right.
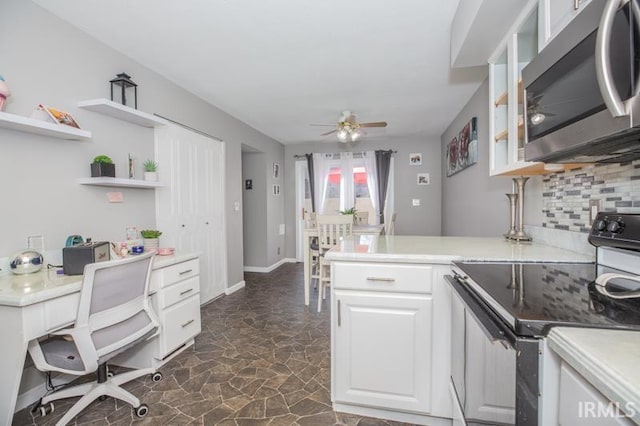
[
  {"x1": 596, "y1": 0, "x2": 627, "y2": 117},
  {"x1": 180, "y1": 288, "x2": 194, "y2": 296},
  {"x1": 337, "y1": 299, "x2": 341, "y2": 327},
  {"x1": 179, "y1": 269, "x2": 193, "y2": 275},
  {"x1": 181, "y1": 319, "x2": 194, "y2": 328},
  {"x1": 366, "y1": 277, "x2": 396, "y2": 282},
  {"x1": 574, "y1": 0, "x2": 580, "y2": 10}
]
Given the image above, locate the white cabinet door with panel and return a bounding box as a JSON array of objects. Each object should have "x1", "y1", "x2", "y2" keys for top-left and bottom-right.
[
  {"x1": 539, "y1": 0, "x2": 593, "y2": 47},
  {"x1": 155, "y1": 124, "x2": 226, "y2": 304}
]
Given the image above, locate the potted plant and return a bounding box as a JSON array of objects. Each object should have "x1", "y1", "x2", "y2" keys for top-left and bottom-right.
[
  {"x1": 91, "y1": 154, "x2": 115, "y2": 177},
  {"x1": 140, "y1": 229, "x2": 162, "y2": 252},
  {"x1": 339, "y1": 207, "x2": 358, "y2": 224},
  {"x1": 143, "y1": 159, "x2": 158, "y2": 182}
]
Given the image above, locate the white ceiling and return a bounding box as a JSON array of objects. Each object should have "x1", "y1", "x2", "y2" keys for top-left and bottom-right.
[{"x1": 33, "y1": 0, "x2": 487, "y2": 145}]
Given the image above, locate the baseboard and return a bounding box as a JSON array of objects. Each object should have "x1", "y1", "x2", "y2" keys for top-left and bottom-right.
[
  {"x1": 243, "y1": 258, "x2": 297, "y2": 273},
  {"x1": 225, "y1": 280, "x2": 245, "y2": 295}
]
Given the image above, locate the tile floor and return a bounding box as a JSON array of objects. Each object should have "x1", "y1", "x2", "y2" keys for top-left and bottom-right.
[{"x1": 13, "y1": 263, "x2": 412, "y2": 425}]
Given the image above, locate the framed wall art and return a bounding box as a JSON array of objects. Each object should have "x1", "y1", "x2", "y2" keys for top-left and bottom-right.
[
  {"x1": 446, "y1": 117, "x2": 478, "y2": 176},
  {"x1": 409, "y1": 153, "x2": 422, "y2": 166}
]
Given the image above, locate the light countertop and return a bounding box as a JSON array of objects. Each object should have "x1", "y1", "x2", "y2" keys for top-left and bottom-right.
[
  {"x1": 548, "y1": 327, "x2": 640, "y2": 425},
  {"x1": 0, "y1": 252, "x2": 199, "y2": 307},
  {"x1": 325, "y1": 235, "x2": 595, "y2": 264}
]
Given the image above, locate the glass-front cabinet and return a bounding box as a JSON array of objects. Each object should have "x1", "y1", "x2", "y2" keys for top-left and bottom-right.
[{"x1": 489, "y1": 3, "x2": 539, "y2": 176}]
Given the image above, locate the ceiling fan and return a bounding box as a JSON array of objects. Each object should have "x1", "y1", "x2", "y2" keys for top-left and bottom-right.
[{"x1": 311, "y1": 111, "x2": 387, "y2": 143}]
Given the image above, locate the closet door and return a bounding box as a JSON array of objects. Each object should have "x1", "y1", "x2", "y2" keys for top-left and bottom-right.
[{"x1": 155, "y1": 124, "x2": 226, "y2": 304}]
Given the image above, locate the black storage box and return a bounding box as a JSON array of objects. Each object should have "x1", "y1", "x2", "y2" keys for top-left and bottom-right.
[{"x1": 63, "y1": 241, "x2": 110, "y2": 275}]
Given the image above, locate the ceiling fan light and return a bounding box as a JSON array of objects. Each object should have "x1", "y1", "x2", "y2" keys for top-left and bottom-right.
[
  {"x1": 350, "y1": 129, "x2": 361, "y2": 141},
  {"x1": 337, "y1": 129, "x2": 348, "y2": 142}
]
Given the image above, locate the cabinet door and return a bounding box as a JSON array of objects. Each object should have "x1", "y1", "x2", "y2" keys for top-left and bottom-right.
[
  {"x1": 464, "y1": 309, "x2": 516, "y2": 425},
  {"x1": 333, "y1": 290, "x2": 433, "y2": 414},
  {"x1": 544, "y1": 0, "x2": 592, "y2": 44},
  {"x1": 155, "y1": 125, "x2": 226, "y2": 304}
]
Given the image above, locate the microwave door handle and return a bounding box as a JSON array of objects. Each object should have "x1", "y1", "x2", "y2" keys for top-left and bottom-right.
[{"x1": 596, "y1": 0, "x2": 627, "y2": 117}]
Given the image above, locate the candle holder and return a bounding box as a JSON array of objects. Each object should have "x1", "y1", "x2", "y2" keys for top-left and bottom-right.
[
  {"x1": 512, "y1": 176, "x2": 532, "y2": 242},
  {"x1": 505, "y1": 193, "x2": 518, "y2": 239}
]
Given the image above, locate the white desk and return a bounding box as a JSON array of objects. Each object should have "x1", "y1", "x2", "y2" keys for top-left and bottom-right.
[
  {"x1": 0, "y1": 252, "x2": 199, "y2": 424},
  {"x1": 302, "y1": 224, "x2": 384, "y2": 306}
]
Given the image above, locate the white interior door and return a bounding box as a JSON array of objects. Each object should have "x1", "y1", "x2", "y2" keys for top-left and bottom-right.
[
  {"x1": 295, "y1": 160, "x2": 307, "y2": 261},
  {"x1": 155, "y1": 124, "x2": 226, "y2": 304}
]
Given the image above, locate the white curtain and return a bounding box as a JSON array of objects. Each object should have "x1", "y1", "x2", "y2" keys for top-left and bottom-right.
[
  {"x1": 312, "y1": 153, "x2": 334, "y2": 214},
  {"x1": 339, "y1": 152, "x2": 354, "y2": 211},
  {"x1": 362, "y1": 151, "x2": 379, "y2": 225}
]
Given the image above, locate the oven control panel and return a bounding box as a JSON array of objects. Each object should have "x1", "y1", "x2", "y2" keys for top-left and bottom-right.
[{"x1": 588, "y1": 213, "x2": 640, "y2": 249}]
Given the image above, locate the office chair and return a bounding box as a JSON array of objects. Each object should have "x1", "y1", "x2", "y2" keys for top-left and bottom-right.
[{"x1": 28, "y1": 252, "x2": 162, "y2": 425}]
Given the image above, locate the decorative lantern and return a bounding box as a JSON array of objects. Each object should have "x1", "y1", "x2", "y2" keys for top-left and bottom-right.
[{"x1": 110, "y1": 72, "x2": 138, "y2": 109}]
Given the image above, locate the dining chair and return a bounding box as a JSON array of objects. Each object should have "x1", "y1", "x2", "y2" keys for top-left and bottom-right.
[
  {"x1": 316, "y1": 214, "x2": 353, "y2": 312},
  {"x1": 386, "y1": 212, "x2": 397, "y2": 235},
  {"x1": 27, "y1": 252, "x2": 162, "y2": 425},
  {"x1": 305, "y1": 211, "x2": 320, "y2": 290}
]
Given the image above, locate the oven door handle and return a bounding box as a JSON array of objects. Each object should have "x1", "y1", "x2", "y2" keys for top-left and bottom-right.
[{"x1": 445, "y1": 275, "x2": 516, "y2": 348}]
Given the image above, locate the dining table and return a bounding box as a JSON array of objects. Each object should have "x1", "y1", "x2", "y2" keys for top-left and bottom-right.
[{"x1": 302, "y1": 223, "x2": 384, "y2": 306}]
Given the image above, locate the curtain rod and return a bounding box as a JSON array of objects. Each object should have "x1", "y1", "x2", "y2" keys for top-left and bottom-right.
[
  {"x1": 293, "y1": 150, "x2": 397, "y2": 159},
  {"x1": 153, "y1": 113, "x2": 222, "y2": 142}
]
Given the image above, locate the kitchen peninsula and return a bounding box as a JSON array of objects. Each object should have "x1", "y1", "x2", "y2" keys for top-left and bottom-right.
[{"x1": 326, "y1": 235, "x2": 594, "y2": 425}]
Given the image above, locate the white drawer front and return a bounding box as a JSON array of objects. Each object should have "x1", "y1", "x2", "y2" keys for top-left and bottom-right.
[
  {"x1": 159, "y1": 276, "x2": 200, "y2": 309},
  {"x1": 44, "y1": 293, "x2": 80, "y2": 332},
  {"x1": 332, "y1": 262, "x2": 433, "y2": 293},
  {"x1": 151, "y1": 259, "x2": 199, "y2": 289},
  {"x1": 159, "y1": 296, "x2": 201, "y2": 358}
]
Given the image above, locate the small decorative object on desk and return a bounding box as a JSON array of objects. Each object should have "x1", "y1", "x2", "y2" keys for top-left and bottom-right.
[
  {"x1": 91, "y1": 154, "x2": 115, "y2": 177},
  {"x1": 340, "y1": 207, "x2": 358, "y2": 224},
  {"x1": 0, "y1": 75, "x2": 11, "y2": 111},
  {"x1": 140, "y1": 229, "x2": 162, "y2": 252},
  {"x1": 10, "y1": 250, "x2": 44, "y2": 275},
  {"x1": 110, "y1": 72, "x2": 138, "y2": 109},
  {"x1": 128, "y1": 153, "x2": 135, "y2": 179},
  {"x1": 143, "y1": 159, "x2": 158, "y2": 181}
]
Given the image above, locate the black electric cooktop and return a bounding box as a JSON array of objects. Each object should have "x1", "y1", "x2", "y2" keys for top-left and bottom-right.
[{"x1": 452, "y1": 262, "x2": 640, "y2": 337}]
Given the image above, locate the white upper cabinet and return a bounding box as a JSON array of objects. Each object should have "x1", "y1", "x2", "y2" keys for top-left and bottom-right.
[
  {"x1": 538, "y1": 0, "x2": 593, "y2": 48},
  {"x1": 450, "y1": 0, "x2": 533, "y2": 68},
  {"x1": 489, "y1": 1, "x2": 540, "y2": 176}
]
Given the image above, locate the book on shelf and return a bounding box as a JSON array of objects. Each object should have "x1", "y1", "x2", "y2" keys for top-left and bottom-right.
[{"x1": 30, "y1": 104, "x2": 81, "y2": 129}]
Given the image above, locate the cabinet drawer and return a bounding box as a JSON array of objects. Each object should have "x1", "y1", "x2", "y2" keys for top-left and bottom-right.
[
  {"x1": 332, "y1": 262, "x2": 433, "y2": 294},
  {"x1": 159, "y1": 295, "x2": 201, "y2": 358},
  {"x1": 158, "y1": 276, "x2": 200, "y2": 309},
  {"x1": 151, "y1": 259, "x2": 199, "y2": 289}
]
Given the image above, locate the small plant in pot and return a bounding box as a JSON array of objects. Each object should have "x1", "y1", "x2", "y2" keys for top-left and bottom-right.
[
  {"x1": 143, "y1": 159, "x2": 159, "y2": 182},
  {"x1": 140, "y1": 229, "x2": 162, "y2": 252},
  {"x1": 339, "y1": 207, "x2": 358, "y2": 224},
  {"x1": 91, "y1": 154, "x2": 115, "y2": 177}
]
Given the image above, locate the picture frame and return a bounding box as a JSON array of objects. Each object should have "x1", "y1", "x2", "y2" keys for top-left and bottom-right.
[
  {"x1": 446, "y1": 117, "x2": 478, "y2": 176},
  {"x1": 417, "y1": 173, "x2": 430, "y2": 185},
  {"x1": 37, "y1": 104, "x2": 81, "y2": 129},
  {"x1": 273, "y1": 162, "x2": 280, "y2": 180},
  {"x1": 409, "y1": 153, "x2": 422, "y2": 166}
]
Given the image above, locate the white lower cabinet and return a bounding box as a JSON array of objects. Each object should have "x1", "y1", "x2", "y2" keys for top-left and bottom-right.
[
  {"x1": 558, "y1": 362, "x2": 634, "y2": 426},
  {"x1": 331, "y1": 261, "x2": 451, "y2": 425},
  {"x1": 113, "y1": 257, "x2": 202, "y2": 369}
]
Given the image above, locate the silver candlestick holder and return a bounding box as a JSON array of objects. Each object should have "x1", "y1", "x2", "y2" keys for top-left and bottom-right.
[
  {"x1": 505, "y1": 193, "x2": 518, "y2": 239},
  {"x1": 512, "y1": 176, "x2": 532, "y2": 242}
]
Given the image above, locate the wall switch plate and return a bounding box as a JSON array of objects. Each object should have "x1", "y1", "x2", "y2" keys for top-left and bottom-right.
[
  {"x1": 279, "y1": 224, "x2": 285, "y2": 235},
  {"x1": 234, "y1": 201, "x2": 240, "y2": 211},
  {"x1": 589, "y1": 199, "x2": 600, "y2": 224},
  {"x1": 412, "y1": 199, "x2": 421, "y2": 206}
]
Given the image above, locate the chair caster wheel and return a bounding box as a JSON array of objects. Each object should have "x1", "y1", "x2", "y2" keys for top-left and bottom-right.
[
  {"x1": 151, "y1": 372, "x2": 163, "y2": 382},
  {"x1": 39, "y1": 402, "x2": 54, "y2": 417},
  {"x1": 107, "y1": 371, "x2": 114, "y2": 378},
  {"x1": 135, "y1": 403, "x2": 149, "y2": 418},
  {"x1": 99, "y1": 395, "x2": 108, "y2": 401}
]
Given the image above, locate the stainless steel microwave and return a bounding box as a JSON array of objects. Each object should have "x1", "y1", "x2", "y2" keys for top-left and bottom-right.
[{"x1": 523, "y1": 0, "x2": 640, "y2": 163}]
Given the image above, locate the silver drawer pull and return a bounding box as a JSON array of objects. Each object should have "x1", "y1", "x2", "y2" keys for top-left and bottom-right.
[
  {"x1": 179, "y1": 269, "x2": 193, "y2": 275},
  {"x1": 366, "y1": 277, "x2": 396, "y2": 282},
  {"x1": 181, "y1": 319, "x2": 194, "y2": 328},
  {"x1": 179, "y1": 288, "x2": 194, "y2": 296}
]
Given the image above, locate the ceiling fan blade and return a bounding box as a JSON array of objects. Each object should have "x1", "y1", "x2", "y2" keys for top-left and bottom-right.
[
  {"x1": 359, "y1": 121, "x2": 387, "y2": 128},
  {"x1": 320, "y1": 129, "x2": 337, "y2": 136},
  {"x1": 309, "y1": 123, "x2": 336, "y2": 127}
]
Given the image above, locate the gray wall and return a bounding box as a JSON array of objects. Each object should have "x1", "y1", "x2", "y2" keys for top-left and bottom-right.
[
  {"x1": 283, "y1": 137, "x2": 442, "y2": 259},
  {"x1": 1, "y1": 0, "x2": 285, "y2": 284},
  {"x1": 440, "y1": 79, "x2": 513, "y2": 236},
  {"x1": 242, "y1": 151, "x2": 267, "y2": 268}
]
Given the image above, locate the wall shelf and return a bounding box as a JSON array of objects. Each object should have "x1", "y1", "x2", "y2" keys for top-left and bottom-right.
[
  {"x1": 0, "y1": 111, "x2": 92, "y2": 140},
  {"x1": 77, "y1": 99, "x2": 167, "y2": 128},
  {"x1": 77, "y1": 177, "x2": 166, "y2": 188}
]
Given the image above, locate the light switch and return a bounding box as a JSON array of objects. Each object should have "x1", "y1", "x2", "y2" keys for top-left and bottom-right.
[
  {"x1": 234, "y1": 201, "x2": 240, "y2": 211},
  {"x1": 279, "y1": 224, "x2": 285, "y2": 235},
  {"x1": 412, "y1": 199, "x2": 421, "y2": 206}
]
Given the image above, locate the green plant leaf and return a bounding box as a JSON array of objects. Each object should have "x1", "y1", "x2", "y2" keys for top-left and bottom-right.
[{"x1": 93, "y1": 154, "x2": 113, "y2": 164}]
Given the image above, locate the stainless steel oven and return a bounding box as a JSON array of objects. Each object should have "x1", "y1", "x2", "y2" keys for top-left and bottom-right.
[{"x1": 445, "y1": 213, "x2": 640, "y2": 425}]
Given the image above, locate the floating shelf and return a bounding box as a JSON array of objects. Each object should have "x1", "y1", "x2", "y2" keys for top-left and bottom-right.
[
  {"x1": 77, "y1": 177, "x2": 166, "y2": 188},
  {"x1": 492, "y1": 162, "x2": 587, "y2": 176},
  {"x1": 0, "y1": 111, "x2": 91, "y2": 140},
  {"x1": 494, "y1": 80, "x2": 523, "y2": 107},
  {"x1": 77, "y1": 99, "x2": 167, "y2": 128},
  {"x1": 495, "y1": 115, "x2": 524, "y2": 142}
]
